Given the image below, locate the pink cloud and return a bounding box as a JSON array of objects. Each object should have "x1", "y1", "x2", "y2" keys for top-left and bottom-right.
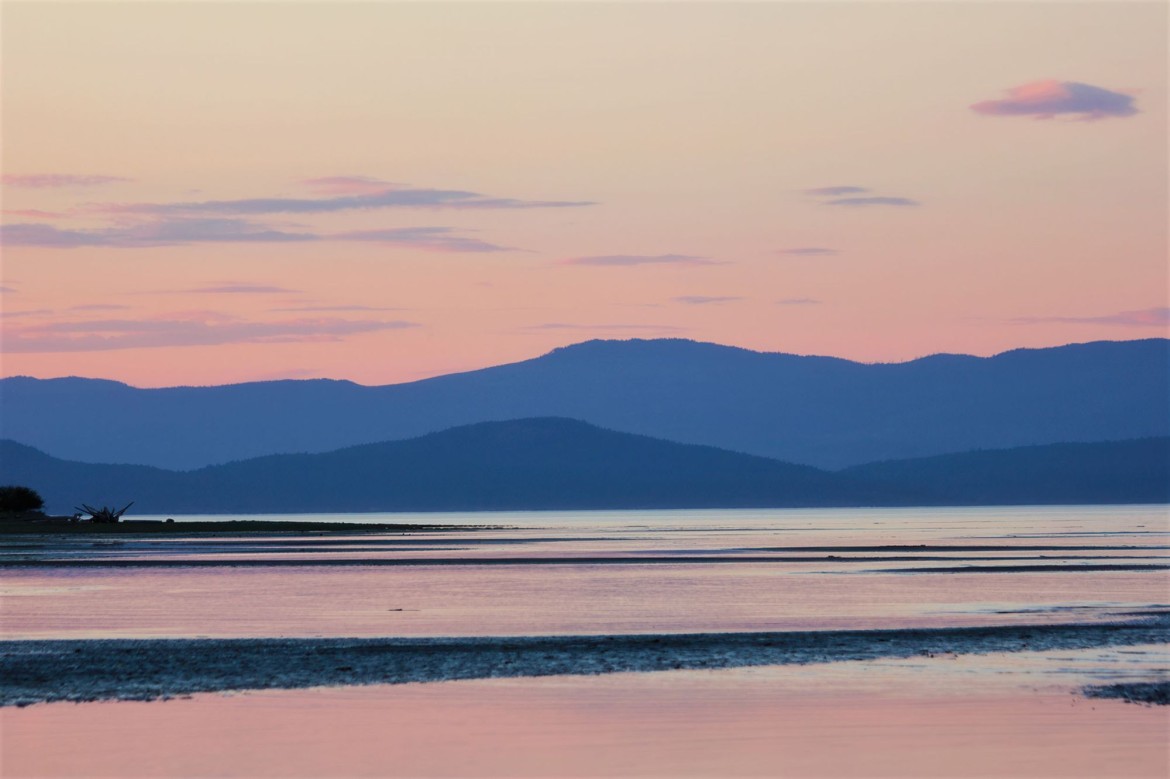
[
  {"x1": 1, "y1": 174, "x2": 132, "y2": 188},
  {"x1": 87, "y1": 186, "x2": 594, "y2": 216},
  {"x1": 1, "y1": 314, "x2": 420, "y2": 353},
  {"x1": 971, "y1": 80, "x2": 1138, "y2": 120},
  {"x1": 0, "y1": 220, "x2": 514, "y2": 252}
]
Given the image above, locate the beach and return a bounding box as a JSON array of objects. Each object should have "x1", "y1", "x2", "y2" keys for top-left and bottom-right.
[{"x1": 2, "y1": 506, "x2": 1167, "y2": 777}]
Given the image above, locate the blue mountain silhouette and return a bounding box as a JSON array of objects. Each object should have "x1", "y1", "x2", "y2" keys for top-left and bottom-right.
[
  {"x1": 3, "y1": 421, "x2": 1164, "y2": 514},
  {"x1": 1, "y1": 337, "x2": 1166, "y2": 470}
]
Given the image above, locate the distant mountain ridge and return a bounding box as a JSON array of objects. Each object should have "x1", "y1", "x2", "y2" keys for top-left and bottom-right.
[
  {"x1": 0, "y1": 418, "x2": 897, "y2": 513},
  {"x1": 1, "y1": 421, "x2": 1164, "y2": 514},
  {"x1": 1, "y1": 337, "x2": 1166, "y2": 470}
]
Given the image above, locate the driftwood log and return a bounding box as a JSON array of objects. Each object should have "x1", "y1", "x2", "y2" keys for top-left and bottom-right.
[{"x1": 75, "y1": 502, "x2": 134, "y2": 524}]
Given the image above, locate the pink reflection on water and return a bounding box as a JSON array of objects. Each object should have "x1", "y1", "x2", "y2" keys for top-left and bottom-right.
[
  {"x1": 2, "y1": 565, "x2": 1165, "y2": 639},
  {"x1": 3, "y1": 662, "x2": 1167, "y2": 778}
]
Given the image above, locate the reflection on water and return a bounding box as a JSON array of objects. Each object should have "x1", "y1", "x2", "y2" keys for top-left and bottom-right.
[
  {"x1": 2, "y1": 506, "x2": 1167, "y2": 778},
  {"x1": 2, "y1": 505, "x2": 1167, "y2": 640},
  {"x1": 3, "y1": 647, "x2": 1167, "y2": 778}
]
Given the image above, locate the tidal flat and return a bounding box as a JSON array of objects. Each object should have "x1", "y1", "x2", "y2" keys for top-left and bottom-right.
[{"x1": 2, "y1": 506, "x2": 1167, "y2": 777}]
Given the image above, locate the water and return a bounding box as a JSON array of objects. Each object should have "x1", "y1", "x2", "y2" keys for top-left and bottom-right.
[
  {"x1": 2, "y1": 505, "x2": 1166, "y2": 640},
  {"x1": 2, "y1": 505, "x2": 1167, "y2": 777}
]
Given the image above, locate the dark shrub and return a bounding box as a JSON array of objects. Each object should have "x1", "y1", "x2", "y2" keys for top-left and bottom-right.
[{"x1": 0, "y1": 486, "x2": 45, "y2": 513}]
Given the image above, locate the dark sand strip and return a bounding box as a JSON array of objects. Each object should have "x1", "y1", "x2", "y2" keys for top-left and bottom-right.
[
  {"x1": 2, "y1": 557, "x2": 1167, "y2": 569},
  {"x1": 1083, "y1": 681, "x2": 1170, "y2": 705},
  {"x1": 3, "y1": 617, "x2": 1166, "y2": 707}
]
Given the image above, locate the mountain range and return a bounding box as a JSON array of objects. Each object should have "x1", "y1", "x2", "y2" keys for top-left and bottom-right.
[
  {"x1": 2, "y1": 337, "x2": 1167, "y2": 471},
  {"x1": 2, "y1": 420, "x2": 1166, "y2": 514}
]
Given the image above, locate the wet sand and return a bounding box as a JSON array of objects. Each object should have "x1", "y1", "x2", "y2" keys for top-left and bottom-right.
[{"x1": 3, "y1": 615, "x2": 1167, "y2": 707}]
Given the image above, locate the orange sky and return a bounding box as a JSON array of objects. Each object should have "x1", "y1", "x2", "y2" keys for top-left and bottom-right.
[{"x1": 1, "y1": 2, "x2": 1166, "y2": 387}]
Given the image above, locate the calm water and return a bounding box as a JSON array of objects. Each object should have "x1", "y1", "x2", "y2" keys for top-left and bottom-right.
[
  {"x1": 2, "y1": 505, "x2": 1168, "y2": 777},
  {"x1": 2, "y1": 505, "x2": 1167, "y2": 639}
]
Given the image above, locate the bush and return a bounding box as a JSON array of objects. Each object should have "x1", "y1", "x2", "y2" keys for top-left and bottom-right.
[{"x1": 0, "y1": 486, "x2": 46, "y2": 513}]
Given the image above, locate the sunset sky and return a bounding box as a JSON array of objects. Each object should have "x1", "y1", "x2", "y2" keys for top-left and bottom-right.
[{"x1": 1, "y1": 1, "x2": 1166, "y2": 387}]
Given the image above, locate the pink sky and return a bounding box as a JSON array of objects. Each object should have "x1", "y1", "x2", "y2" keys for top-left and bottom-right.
[{"x1": 1, "y1": 2, "x2": 1166, "y2": 387}]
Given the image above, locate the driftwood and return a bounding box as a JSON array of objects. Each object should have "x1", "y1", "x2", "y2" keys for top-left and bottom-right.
[{"x1": 75, "y1": 502, "x2": 134, "y2": 524}]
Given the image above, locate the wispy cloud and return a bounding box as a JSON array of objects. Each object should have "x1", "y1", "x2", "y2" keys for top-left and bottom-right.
[
  {"x1": 672, "y1": 295, "x2": 743, "y2": 305},
  {"x1": 971, "y1": 80, "x2": 1138, "y2": 120},
  {"x1": 0, "y1": 286, "x2": 15, "y2": 294},
  {"x1": 2, "y1": 174, "x2": 132, "y2": 188},
  {"x1": 2, "y1": 313, "x2": 420, "y2": 353},
  {"x1": 776, "y1": 298, "x2": 821, "y2": 306},
  {"x1": 332, "y1": 227, "x2": 513, "y2": 252},
  {"x1": 803, "y1": 186, "x2": 869, "y2": 197},
  {"x1": 564, "y1": 254, "x2": 719, "y2": 267},
  {"x1": 824, "y1": 197, "x2": 919, "y2": 207},
  {"x1": 1012, "y1": 307, "x2": 1169, "y2": 327},
  {"x1": 778, "y1": 247, "x2": 838, "y2": 256},
  {"x1": 0, "y1": 219, "x2": 314, "y2": 248},
  {"x1": 0, "y1": 220, "x2": 514, "y2": 252},
  {"x1": 92, "y1": 185, "x2": 594, "y2": 216},
  {"x1": 69, "y1": 304, "x2": 132, "y2": 311}
]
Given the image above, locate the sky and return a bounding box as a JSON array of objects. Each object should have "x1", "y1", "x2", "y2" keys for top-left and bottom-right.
[{"x1": 1, "y1": 1, "x2": 1166, "y2": 387}]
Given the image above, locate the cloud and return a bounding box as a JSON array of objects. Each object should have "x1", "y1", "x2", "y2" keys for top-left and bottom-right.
[
  {"x1": 332, "y1": 227, "x2": 512, "y2": 252},
  {"x1": 824, "y1": 197, "x2": 920, "y2": 207},
  {"x1": 1012, "y1": 307, "x2": 1169, "y2": 327},
  {"x1": 776, "y1": 298, "x2": 821, "y2": 305},
  {"x1": 2, "y1": 314, "x2": 420, "y2": 353},
  {"x1": 69, "y1": 304, "x2": 133, "y2": 311},
  {"x1": 971, "y1": 80, "x2": 1138, "y2": 120},
  {"x1": 0, "y1": 220, "x2": 514, "y2": 252},
  {"x1": 564, "y1": 254, "x2": 719, "y2": 267},
  {"x1": 1, "y1": 174, "x2": 132, "y2": 188},
  {"x1": 778, "y1": 247, "x2": 838, "y2": 256},
  {"x1": 803, "y1": 186, "x2": 869, "y2": 197},
  {"x1": 0, "y1": 219, "x2": 315, "y2": 248},
  {"x1": 672, "y1": 295, "x2": 743, "y2": 305},
  {"x1": 92, "y1": 186, "x2": 594, "y2": 216},
  {"x1": 0, "y1": 286, "x2": 15, "y2": 293}
]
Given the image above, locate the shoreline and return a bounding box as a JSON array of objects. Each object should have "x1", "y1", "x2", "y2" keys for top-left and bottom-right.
[
  {"x1": 0, "y1": 519, "x2": 502, "y2": 536},
  {"x1": 3, "y1": 615, "x2": 1167, "y2": 708}
]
